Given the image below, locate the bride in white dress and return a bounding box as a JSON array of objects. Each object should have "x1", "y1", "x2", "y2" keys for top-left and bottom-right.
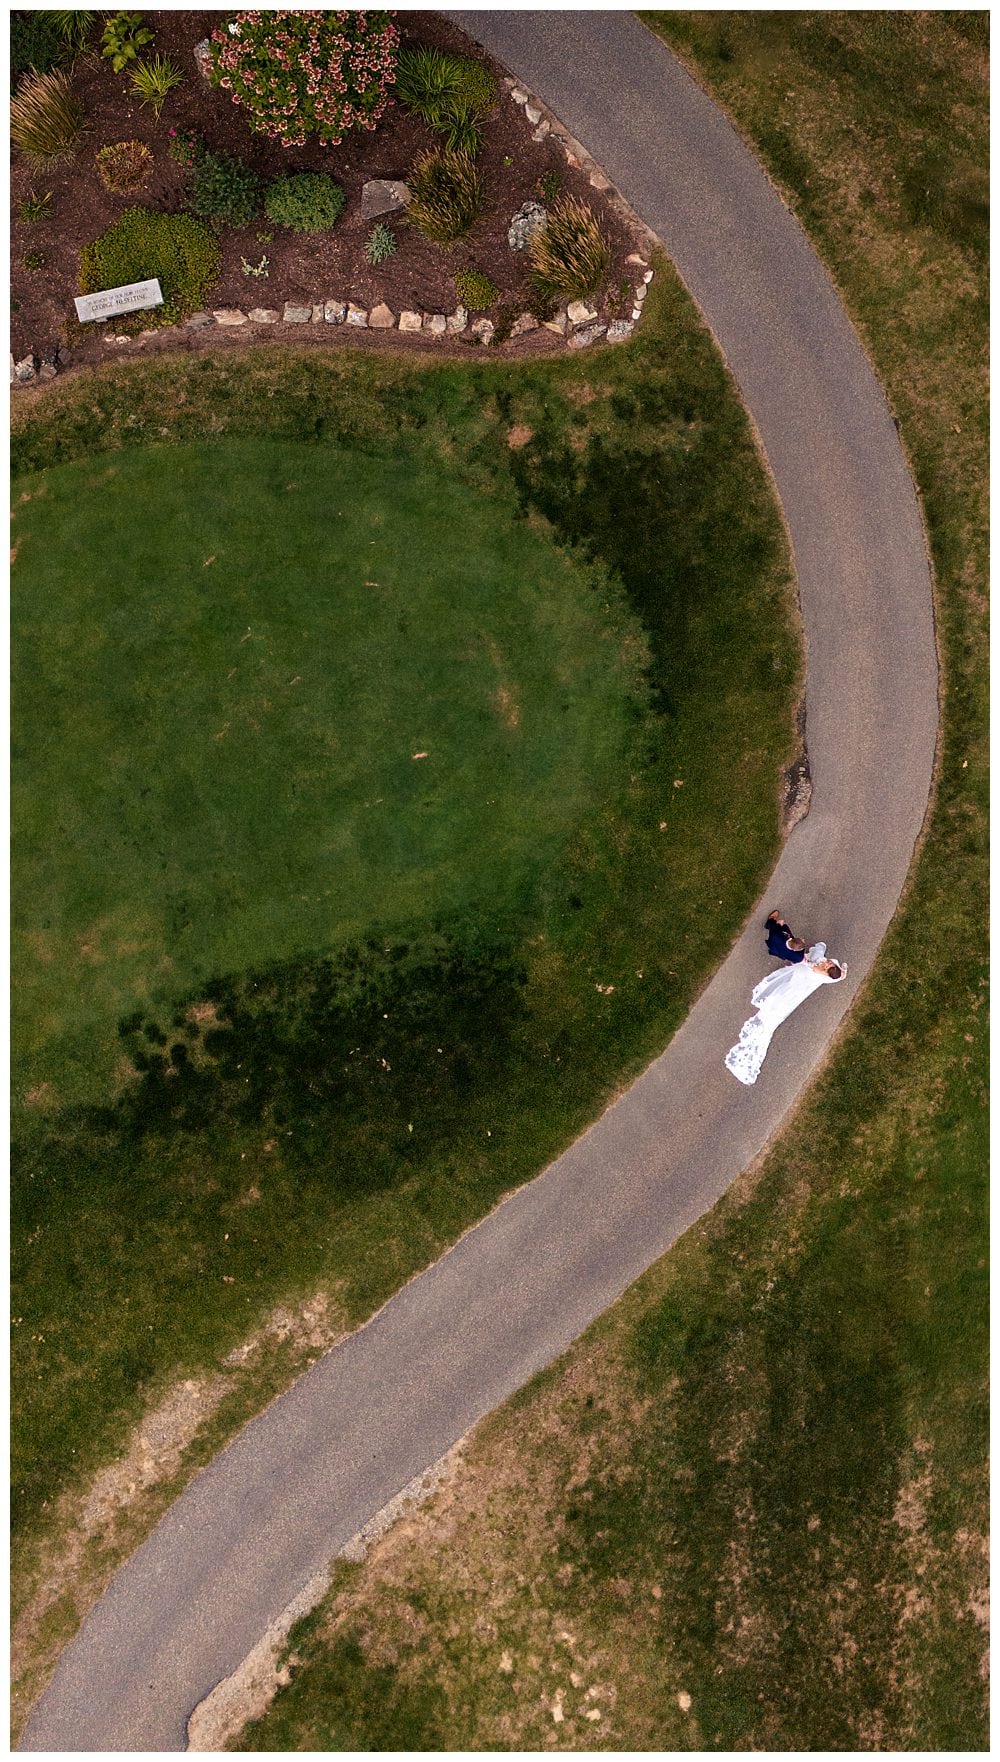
[{"x1": 725, "y1": 942, "x2": 847, "y2": 1086}]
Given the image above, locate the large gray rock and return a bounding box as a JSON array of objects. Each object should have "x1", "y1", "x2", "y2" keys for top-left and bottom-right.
[
  {"x1": 398, "y1": 310, "x2": 423, "y2": 333},
  {"x1": 324, "y1": 300, "x2": 346, "y2": 324},
  {"x1": 346, "y1": 304, "x2": 368, "y2": 327},
  {"x1": 508, "y1": 201, "x2": 547, "y2": 251},
  {"x1": 14, "y1": 354, "x2": 36, "y2": 382},
  {"x1": 567, "y1": 321, "x2": 607, "y2": 350},
  {"x1": 360, "y1": 180, "x2": 411, "y2": 221},
  {"x1": 368, "y1": 303, "x2": 396, "y2": 329},
  {"x1": 193, "y1": 38, "x2": 212, "y2": 82},
  {"x1": 282, "y1": 304, "x2": 312, "y2": 323},
  {"x1": 185, "y1": 310, "x2": 215, "y2": 328},
  {"x1": 213, "y1": 308, "x2": 246, "y2": 326}
]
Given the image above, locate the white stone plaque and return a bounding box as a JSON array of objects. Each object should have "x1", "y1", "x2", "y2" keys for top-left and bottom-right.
[{"x1": 74, "y1": 279, "x2": 164, "y2": 322}]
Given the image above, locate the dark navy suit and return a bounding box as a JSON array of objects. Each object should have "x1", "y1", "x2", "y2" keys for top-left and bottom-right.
[{"x1": 765, "y1": 916, "x2": 805, "y2": 962}]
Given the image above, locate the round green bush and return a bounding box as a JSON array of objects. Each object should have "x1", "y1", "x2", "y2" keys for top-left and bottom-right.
[
  {"x1": 11, "y1": 11, "x2": 65, "y2": 88},
  {"x1": 189, "y1": 148, "x2": 260, "y2": 227},
  {"x1": 79, "y1": 208, "x2": 220, "y2": 326},
  {"x1": 454, "y1": 268, "x2": 498, "y2": 310},
  {"x1": 264, "y1": 172, "x2": 345, "y2": 234}
]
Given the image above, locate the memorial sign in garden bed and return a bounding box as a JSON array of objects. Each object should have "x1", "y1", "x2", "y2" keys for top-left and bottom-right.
[{"x1": 74, "y1": 279, "x2": 163, "y2": 323}]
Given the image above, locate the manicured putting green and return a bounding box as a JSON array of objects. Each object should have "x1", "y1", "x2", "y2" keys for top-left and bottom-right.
[{"x1": 12, "y1": 440, "x2": 645, "y2": 1102}]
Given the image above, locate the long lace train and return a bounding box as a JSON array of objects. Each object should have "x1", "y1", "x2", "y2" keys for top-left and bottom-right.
[{"x1": 724, "y1": 1012, "x2": 773, "y2": 1086}]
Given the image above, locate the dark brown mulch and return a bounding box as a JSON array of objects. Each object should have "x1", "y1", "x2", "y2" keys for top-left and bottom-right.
[{"x1": 10, "y1": 11, "x2": 643, "y2": 365}]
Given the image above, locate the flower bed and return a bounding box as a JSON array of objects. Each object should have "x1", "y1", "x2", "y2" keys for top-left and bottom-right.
[{"x1": 10, "y1": 10, "x2": 646, "y2": 372}]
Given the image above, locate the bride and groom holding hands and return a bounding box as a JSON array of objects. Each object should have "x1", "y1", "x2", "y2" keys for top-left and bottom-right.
[{"x1": 725, "y1": 909, "x2": 846, "y2": 1086}]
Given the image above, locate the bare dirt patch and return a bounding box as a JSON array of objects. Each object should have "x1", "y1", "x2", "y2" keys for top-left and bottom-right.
[
  {"x1": 491, "y1": 683, "x2": 521, "y2": 731},
  {"x1": 11, "y1": 1285, "x2": 347, "y2": 1742},
  {"x1": 506, "y1": 423, "x2": 534, "y2": 449}
]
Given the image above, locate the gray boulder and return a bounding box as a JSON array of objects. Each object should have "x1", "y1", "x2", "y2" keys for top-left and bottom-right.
[
  {"x1": 508, "y1": 201, "x2": 547, "y2": 251},
  {"x1": 360, "y1": 179, "x2": 411, "y2": 221}
]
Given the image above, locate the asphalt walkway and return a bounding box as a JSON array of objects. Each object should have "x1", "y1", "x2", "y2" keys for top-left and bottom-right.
[{"x1": 22, "y1": 13, "x2": 937, "y2": 1750}]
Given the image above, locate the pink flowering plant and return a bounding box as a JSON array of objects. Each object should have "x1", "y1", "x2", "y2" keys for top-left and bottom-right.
[{"x1": 209, "y1": 10, "x2": 398, "y2": 148}]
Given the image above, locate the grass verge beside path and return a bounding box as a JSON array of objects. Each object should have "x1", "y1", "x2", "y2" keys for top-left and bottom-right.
[
  {"x1": 232, "y1": 12, "x2": 988, "y2": 1751},
  {"x1": 11, "y1": 265, "x2": 799, "y2": 1722}
]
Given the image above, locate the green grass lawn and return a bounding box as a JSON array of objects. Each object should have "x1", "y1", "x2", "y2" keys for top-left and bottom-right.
[
  {"x1": 13, "y1": 439, "x2": 645, "y2": 1105},
  {"x1": 11, "y1": 262, "x2": 800, "y2": 1714},
  {"x1": 232, "y1": 12, "x2": 988, "y2": 1753}
]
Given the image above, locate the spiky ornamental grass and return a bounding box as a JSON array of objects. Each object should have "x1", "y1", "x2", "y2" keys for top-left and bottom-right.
[
  {"x1": 130, "y1": 53, "x2": 184, "y2": 119},
  {"x1": 395, "y1": 45, "x2": 495, "y2": 159},
  {"x1": 407, "y1": 149, "x2": 482, "y2": 244},
  {"x1": 529, "y1": 196, "x2": 610, "y2": 300},
  {"x1": 395, "y1": 45, "x2": 497, "y2": 120},
  {"x1": 365, "y1": 222, "x2": 397, "y2": 265},
  {"x1": 11, "y1": 67, "x2": 83, "y2": 168}
]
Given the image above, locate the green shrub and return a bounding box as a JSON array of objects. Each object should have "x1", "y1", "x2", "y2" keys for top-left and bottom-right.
[
  {"x1": 453, "y1": 267, "x2": 498, "y2": 309},
  {"x1": 189, "y1": 149, "x2": 261, "y2": 227},
  {"x1": 18, "y1": 189, "x2": 53, "y2": 223},
  {"x1": 10, "y1": 67, "x2": 83, "y2": 167},
  {"x1": 23, "y1": 249, "x2": 47, "y2": 271},
  {"x1": 407, "y1": 148, "x2": 482, "y2": 243},
  {"x1": 365, "y1": 222, "x2": 397, "y2": 265},
  {"x1": 100, "y1": 10, "x2": 152, "y2": 73},
  {"x1": 529, "y1": 195, "x2": 610, "y2": 299},
  {"x1": 95, "y1": 139, "x2": 153, "y2": 195},
  {"x1": 11, "y1": 12, "x2": 65, "y2": 86},
  {"x1": 264, "y1": 172, "x2": 345, "y2": 233},
  {"x1": 454, "y1": 57, "x2": 497, "y2": 111},
  {"x1": 130, "y1": 53, "x2": 183, "y2": 118},
  {"x1": 79, "y1": 208, "x2": 219, "y2": 325}
]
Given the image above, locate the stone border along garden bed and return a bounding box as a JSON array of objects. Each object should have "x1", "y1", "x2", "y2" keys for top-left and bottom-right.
[{"x1": 10, "y1": 75, "x2": 657, "y2": 387}]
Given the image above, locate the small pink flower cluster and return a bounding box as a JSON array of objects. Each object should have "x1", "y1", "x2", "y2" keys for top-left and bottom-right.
[{"x1": 209, "y1": 10, "x2": 398, "y2": 148}]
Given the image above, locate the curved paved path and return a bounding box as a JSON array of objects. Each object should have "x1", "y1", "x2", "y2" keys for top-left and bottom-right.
[{"x1": 22, "y1": 14, "x2": 937, "y2": 1751}]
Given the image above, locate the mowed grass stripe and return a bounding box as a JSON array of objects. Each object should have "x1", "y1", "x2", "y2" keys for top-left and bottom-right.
[{"x1": 13, "y1": 439, "x2": 645, "y2": 1104}]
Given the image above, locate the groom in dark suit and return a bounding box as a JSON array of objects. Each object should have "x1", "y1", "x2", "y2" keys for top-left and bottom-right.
[{"x1": 765, "y1": 909, "x2": 806, "y2": 964}]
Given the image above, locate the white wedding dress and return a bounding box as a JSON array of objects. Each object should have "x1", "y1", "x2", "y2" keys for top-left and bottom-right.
[{"x1": 725, "y1": 942, "x2": 846, "y2": 1086}]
